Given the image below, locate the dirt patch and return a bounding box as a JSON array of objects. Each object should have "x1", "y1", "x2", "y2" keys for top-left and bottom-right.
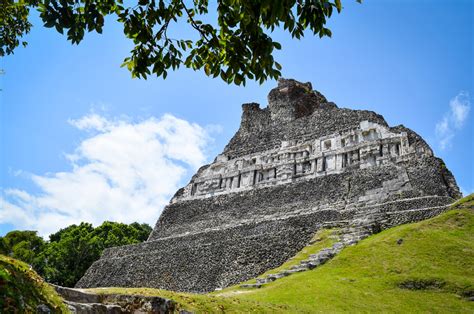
[
  {"x1": 460, "y1": 290, "x2": 474, "y2": 301},
  {"x1": 398, "y1": 279, "x2": 446, "y2": 291}
]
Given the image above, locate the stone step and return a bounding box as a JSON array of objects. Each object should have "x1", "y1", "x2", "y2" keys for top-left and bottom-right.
[
  {"x1": 341, "y1": 232, "x2": 371, "y2": 239},
  {"x1": 53, "y1": 285, "x2": 101, "y2": 303},
  {"x1": 300, "y1": 260, "x2": 320, "y2": 269},
  {"x1": 65, "y1": 301, "x2": 122, "y2": 314},
  {"x1": 256, "y1": 277, "x2": 273, "y2": 284},
  {"x1": 286, "y1": 268, "x2": 307, "y2": 274},
  {"x1": 346, "y1": 240, "x2": 359, "y2": 245},
  {"x1": 342, "y1": 234, "x2": 369, "y2": 241},
  {"x1": 240, "y1": 283, "x2": 262, "y2": 289},
  {"x1": 344, "y1": 227, "x2": 371, "y2": 234},
  {"x1": 290, "y1": 264, "x2": 309, "y2": 271},
  {"x1": 308, "y1": 257, "x2": 330, "y2": 266},
  {"x1": 309, "y1": 250, "x2": 335, "y2": 259},
  {"x1": 268, "y1": 272, "x2": 290, "y2": 280}
]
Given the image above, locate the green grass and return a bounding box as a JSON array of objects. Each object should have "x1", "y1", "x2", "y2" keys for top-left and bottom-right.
[
  {"x1": 451, "y1": 193, "x2": 474, "y2": 209},
  {"x1": 0, "y1": 254, "x2": 69, "y2": 313},
  {"x1": 88, "y1": 194, "x2": 474, "y2": 313}
]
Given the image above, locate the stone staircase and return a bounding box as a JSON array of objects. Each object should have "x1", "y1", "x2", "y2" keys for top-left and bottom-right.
[{"x1": 240, "y1": 223, "x2": 373, "y2": 289}]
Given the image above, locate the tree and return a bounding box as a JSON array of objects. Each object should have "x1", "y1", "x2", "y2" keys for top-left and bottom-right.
[
  {"x1": 1, "y1": 0, "x2": 360, "y2": 85},
  {"x1": 40, "y1": 221, "x2": 152, "y2": 286},
  {"x1": 0, "y1": 237, "x2": 7, "y2": 254},
  {"x1": 0, "y1": 222, "x2": 151, "y2": 287},
  {"x1": 0, "y1": 230, "x2": 45, "y2": 270}
]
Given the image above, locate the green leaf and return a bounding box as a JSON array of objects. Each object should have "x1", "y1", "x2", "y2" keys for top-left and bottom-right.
[
  {"x1": 204, "y1": 63, "x2": 211, "y2": 76},
  {"x1": 335, "y1": 0, "x2": 343, "y2": 13}
]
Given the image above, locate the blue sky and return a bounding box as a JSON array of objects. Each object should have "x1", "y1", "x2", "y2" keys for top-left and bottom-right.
[{"x1": 1, "y1": 0, "x2": 472, "y2": 236}]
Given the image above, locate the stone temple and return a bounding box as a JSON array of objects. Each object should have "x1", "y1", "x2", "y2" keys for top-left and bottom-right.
[{"x1": 77, "y1": 79, "x2": 461, "y2": 293}]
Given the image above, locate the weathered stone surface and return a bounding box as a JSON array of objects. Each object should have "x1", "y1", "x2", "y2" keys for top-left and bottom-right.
[
  {"x1": 36, "y1": 304, "x2": 52, "y2": 313},
  {"x1": 54, "y1": 285, "x2": 179, "y2": 313},
  {"x1": 65, "y1": 301, "x2": 123, "y2": 314},
  {"x1": 77, "y1": 78, "x2": 461, "y2": 293},
  {"x1": 53, "y1": 285, "x2": 101, "y2": 303}
]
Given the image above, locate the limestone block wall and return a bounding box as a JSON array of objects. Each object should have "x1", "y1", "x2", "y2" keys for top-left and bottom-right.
[{"x1": 77, "y1": 210, "x2": 341, "y2": 292}]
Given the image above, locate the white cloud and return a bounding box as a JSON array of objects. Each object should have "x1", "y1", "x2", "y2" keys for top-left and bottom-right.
[
  {"x1": 1, "y1": 113, "x2": 213, "y2": 237},
  {"x1": 450, "y1": 92, "x2": 470, "y2": 128},
  {"x1": 435, "y1": 91, "x2": 471, "y2": 150},
  {"x1": 68, "y1": 113, "x2": 110, "y2": 131}
]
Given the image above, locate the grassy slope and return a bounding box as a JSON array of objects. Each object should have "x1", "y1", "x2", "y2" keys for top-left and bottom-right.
[
  {"x1": 0, "y1": 255, "x2": 68, "y2": 313},
  {"x1": 90, "y1": 194, "x2": 474, "y2": 313}
]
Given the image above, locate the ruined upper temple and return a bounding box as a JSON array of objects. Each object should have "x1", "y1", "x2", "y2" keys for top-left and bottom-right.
[{"x1": 77, "y1": 79, "x2": 461, "y2": 293}]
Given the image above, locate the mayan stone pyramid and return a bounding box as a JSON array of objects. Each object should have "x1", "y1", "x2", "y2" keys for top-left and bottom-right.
[{"x1": 77, "y1": 79, "x2": 461, "y2": 293}]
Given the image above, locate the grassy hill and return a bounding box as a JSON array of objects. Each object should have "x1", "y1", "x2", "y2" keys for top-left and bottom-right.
[
  {"x1": 89, "y1": 194, "x2": 474, "y2": 313},
  {"x1": 2, "y1": 195, "x2": 472, "y2": 313},
  {"x1": 0, "y1": 254, "x2": 68, "y2": 312}
]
